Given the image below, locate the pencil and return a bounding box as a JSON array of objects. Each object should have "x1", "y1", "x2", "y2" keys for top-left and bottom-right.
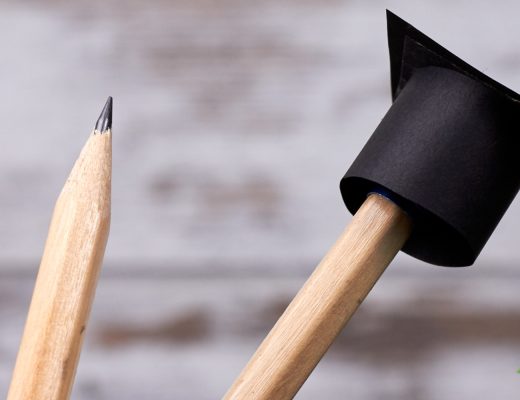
[
  {"x1": 7, "y1": 97, "x2": 113, "y2": 400},
  {"x1": 223, "y1": 194, "x2": 411, "y2": 399}
]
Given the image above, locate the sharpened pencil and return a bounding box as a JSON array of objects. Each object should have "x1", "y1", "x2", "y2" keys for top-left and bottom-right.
[{"x1": 7, "y1": 97, "x2": 113, "y2": 400}]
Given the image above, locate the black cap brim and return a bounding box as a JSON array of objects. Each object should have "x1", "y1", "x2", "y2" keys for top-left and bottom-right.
[{"x1": 387, "y1": 10, "x2": 520, "y2": 103}]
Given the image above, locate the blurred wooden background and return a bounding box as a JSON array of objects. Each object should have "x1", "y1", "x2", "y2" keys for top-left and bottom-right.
[{"x1": 0, "y1": 0, "x2": 519, "y2": 398}]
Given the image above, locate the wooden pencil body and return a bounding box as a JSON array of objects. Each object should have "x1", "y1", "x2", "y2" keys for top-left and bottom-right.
[
  {"x1": 8, "y1": 132, "x2": 111, "y2": 400},
  {"x1": 223, "y1": 194, "x2": 412, "y2": 400}
]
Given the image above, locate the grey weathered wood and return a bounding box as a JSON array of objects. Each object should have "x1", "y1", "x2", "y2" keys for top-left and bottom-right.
[{"x1": 0, "y1": 1, "x2": 520, "y2": 399}]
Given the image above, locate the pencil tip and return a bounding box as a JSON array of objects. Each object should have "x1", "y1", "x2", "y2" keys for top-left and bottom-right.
[{"x1": 94, "y1": 96, "x2": 113, "y2": 134}]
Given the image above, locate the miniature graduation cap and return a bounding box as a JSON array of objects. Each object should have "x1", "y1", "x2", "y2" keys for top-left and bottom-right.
[{"x1": 341, "y1": 10, "x2": 520, "y2": 266}]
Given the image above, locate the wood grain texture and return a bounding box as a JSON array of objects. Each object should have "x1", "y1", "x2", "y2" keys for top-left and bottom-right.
[
  {"x1": 7, "y1": 131, "x2": 112, "y2": 400},
  {"x1": 223, "y1": 194, "x2": 412, "y2": 400}
]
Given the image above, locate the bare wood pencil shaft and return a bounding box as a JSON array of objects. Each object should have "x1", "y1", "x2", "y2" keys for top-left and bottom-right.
[
  {"x1": 8, "y1": 132, "x2": 111, "y2": 400},
  {"x1": 223, "y1": 194, "x2": 412, "y2": 400}
]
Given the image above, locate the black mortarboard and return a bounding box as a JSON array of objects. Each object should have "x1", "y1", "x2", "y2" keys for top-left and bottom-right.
[{"x1": 340, "y1": 11, "x2": 520, "y2": 266}]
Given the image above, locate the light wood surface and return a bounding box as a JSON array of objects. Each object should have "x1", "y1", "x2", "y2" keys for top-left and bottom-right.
[
  {"x1": 7, "y1": 130, "x2": 112, "y2": 400},
  {"x1": 223, "y1": 194, "x2": 412, "y2": 400}
]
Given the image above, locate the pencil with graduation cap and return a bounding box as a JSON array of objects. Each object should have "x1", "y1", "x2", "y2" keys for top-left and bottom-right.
[
  {"x1": 8, "y1": 98, "x2": 113, "y2": 400},
  {"x1": 223, "y1": 11, "x2": 520, "y2": 400}
]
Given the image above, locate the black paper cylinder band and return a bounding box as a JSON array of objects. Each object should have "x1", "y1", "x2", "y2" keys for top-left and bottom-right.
[{"x1": 340, "y1": 66, "x2": 520, "y2": 267}]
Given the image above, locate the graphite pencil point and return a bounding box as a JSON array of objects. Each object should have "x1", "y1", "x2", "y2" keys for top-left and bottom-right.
[{"x1": 94, "y1": 96, "x2": 113, "y2": 134}]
